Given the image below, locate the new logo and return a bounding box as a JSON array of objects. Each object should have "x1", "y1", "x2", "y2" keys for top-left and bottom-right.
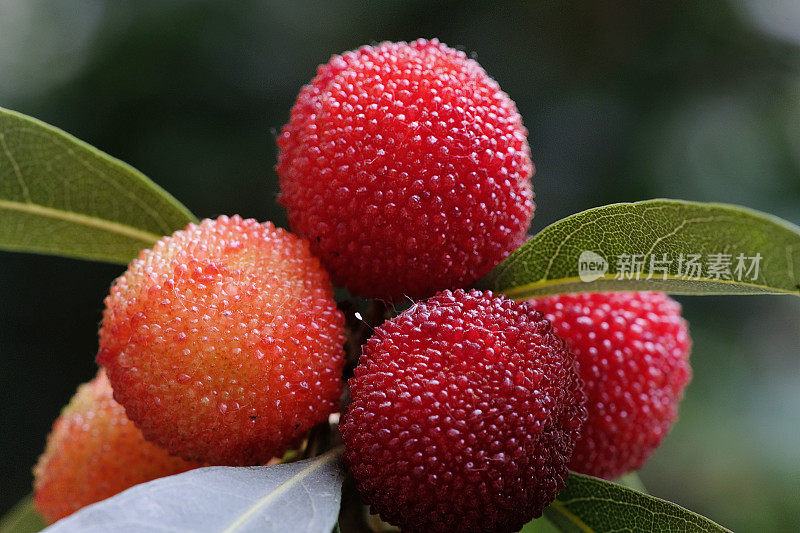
[{"x1": 578, "y1": 251, "x2": 608, "y2": 282}]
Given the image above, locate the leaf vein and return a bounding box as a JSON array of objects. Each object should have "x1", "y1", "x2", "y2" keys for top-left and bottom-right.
[
  {"x1": 220, "y1": 448, "x2": 342, "y2": 533},
  {"x1": 0, "y1": 198, "x2": 162, "y2": 245},
  {"x1": 0, "y1": 132, "x2": 32, "y2": 203}
]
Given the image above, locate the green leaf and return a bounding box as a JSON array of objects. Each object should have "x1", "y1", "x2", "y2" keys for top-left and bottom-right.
[
  {"x1": 0, "y1": 495, "x2": 45, "y2": 533},
  {"x1": 544, "y1": 473, "x2": 731, "y2": 533},
  {"x1": 520, "y1": 516, "x2": 561, "y2": 533},
  {"x1": 616, "y1": 472, "x2": 647, "y2": 493},
  {"x1": 0, "y1": 107, "x2": 197, "y2": 264},
  {"x1": 478, "y1": 199, "x2": 800, "y2": 299}
]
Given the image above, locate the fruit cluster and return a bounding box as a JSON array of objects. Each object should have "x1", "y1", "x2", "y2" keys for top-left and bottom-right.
[{"x1": 33, "y1": 39, "x2": 691, "y2": 532}]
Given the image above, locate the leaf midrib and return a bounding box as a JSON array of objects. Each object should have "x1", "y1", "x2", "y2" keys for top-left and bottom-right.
[
  {"x1": 0, "y1": 198, "x2": 162, "y2": 245},
  {"x1": 548, "y1": 500, "x2": 595, "y2": 533},
  {"x1": 220, "y1": 448, "x2": 343, "y2": 533},
  {"x1": 499, "y1": 273, "x2": 800, "y2": 299}
]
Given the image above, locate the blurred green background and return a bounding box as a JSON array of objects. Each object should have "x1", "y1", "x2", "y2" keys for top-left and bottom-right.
[{"x1": 1, "y1": 1, "x2": 799, "y2": 530}]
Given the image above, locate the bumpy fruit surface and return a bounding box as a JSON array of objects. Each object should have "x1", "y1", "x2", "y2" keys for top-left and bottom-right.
[
  {"x1": 33, "y1": 371, "x2": 201, "y2": 524},
  {"x1": 340, "y1": 289, "x2": 585, "y2": 533},
  {"x1": 527, "y1": 292, "x2": 691, "y2": 479},
  {"x1": 277, "y1": 39, "x2": 534, "y2": 301},
  {"x1": 97, "y1": 215, "x2": 346, "y2": 465}
]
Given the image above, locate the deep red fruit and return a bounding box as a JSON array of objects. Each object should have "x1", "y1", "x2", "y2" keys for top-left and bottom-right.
[
  {"x1": 97, "y1": 215, "x2": 346, "y2": 465},
  {"x1": 340, "y1": 289, "x2": 585, "y2": 533},
  {"x1": 277, "y1": 39, "x2": 534, "y2": 301},
  {"x1": 33, "y1": 371, "x2": 202, "y2": 524},
  {"x1": 526, "y1": 292, "x2": 691, "y2": 479}
]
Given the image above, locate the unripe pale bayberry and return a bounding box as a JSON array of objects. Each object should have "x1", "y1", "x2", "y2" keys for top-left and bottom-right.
[
  {"x1": 340, "y1": 289, "x2": 585, "y2": 533},
  {"x1": 33, "y1": 371, "x2": 202, "y2": 524},
  {"x1": 526, "y1": 292, "x2": 691, "y2": 479},
  {"x1": 97, "y1": 215, "x2": 346, "y2": 465},
  {"x1": 277, "y1": 39, "x2": 534, "y2": 301}
]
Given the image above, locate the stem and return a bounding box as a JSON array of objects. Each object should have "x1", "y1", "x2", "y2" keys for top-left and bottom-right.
[
  {"x1": 300, "y1": 421, "x2": 333, "y2": 460},
  {"x1": 339, "y1": 299, "x2": 392, "y2": 380}
]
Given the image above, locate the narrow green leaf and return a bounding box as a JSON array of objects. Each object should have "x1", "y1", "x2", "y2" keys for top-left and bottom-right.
[
  {"x1": 616, "y1": 472, "x2": 647, "y2": 493},
  {"x1": 520, "y1": 516, "x2": 560, "y2": 533},
  {"x1": 0, "y1": 107, "x2": 197, "y2": 264},
  {"x1": 0, "y1": 495, "x2": 45, "y2": 533},
  {"x1": 478, "y1": 199, "x2": 800, "y2": 299},
  {"x1": 544, "y1": 472, "x2": 731, "y2": 533}
]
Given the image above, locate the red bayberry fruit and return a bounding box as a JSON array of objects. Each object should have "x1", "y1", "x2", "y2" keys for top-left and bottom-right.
[
  {"x1": 33, "y1": 371, "x2": 202, "y2": 524},
  {"x1": 97, "y1": 215, "x2": 346, "y2": 465},
  {"x1": 340, "y1": 289, "x2": 585, "y2": 533},
  {"x1": 526, "y1": 292, "x2": 692, "y2": 479},
  {"x1": 277, "y1": 39, "x2": 534, "y2": 301}
]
